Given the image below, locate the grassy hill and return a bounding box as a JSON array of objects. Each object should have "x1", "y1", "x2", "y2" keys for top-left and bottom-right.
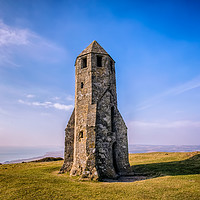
[{"x1": 0, "y1": 152, "x2": 200, "y2": 200}]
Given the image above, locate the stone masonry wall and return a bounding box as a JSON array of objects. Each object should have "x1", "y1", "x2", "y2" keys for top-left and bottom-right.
[
  {"x1": 114, "y1": 109, "x2": 131, "y2": 174},
  {"x1": 96, "y1": 90, "x2": 118, "y2": 179},
  {"x1": 60, "y1": 109, "x2": 75, "y2": 172}
]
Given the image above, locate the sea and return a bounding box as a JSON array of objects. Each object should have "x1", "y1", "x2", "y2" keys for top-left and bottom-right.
[
  {"x1": 0, "y1": 146, "x2": 63, "y2": 163},
  {"x1": 0, "y1": 145, "x2": 200, "y2": 164}
]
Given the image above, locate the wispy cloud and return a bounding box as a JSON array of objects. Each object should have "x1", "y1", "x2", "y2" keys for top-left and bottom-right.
[
  {"x1": 0, "y1": 107, "x2": 9, "y2": 116},
  {"x1": 0, "y1": 20, "x2": 30, "y2": 46},
  {"x1": 26, "y1": 94, "x2": 35, "y2": 98},
  {"x1": 52, "y1": 96, "x2": 60, "y2": 100},
  {"x1": 66, "y1": 95, "x2": 74, "y2": 101},
  {"x1": 51, "y1": 95, "x2": 74, "y2": 101},
  {"x1": 0, "y1": 20, "x2": 67, "y2": 68},
  {"x1": 163, "y1": 75, "x2": 200, "y2": 96},
  {"x1": 53, "y1": 103, "x2": 73, "y2": 111},
  {"x1": 136, "y1": 75, "x2": 200, "y2": 111},
  {"x1": 18, "y1": 99, "x2": 73, "y2": 111}
]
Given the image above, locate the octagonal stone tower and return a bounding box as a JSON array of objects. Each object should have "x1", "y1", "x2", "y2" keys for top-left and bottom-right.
[{"x1": 60, "y1": 41, "x2": 130, "y2": 180}]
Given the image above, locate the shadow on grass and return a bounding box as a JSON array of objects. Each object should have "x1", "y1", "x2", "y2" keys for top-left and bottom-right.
[
  {"x1": 131, "y1": 153, "x2": 200, "y2": 178},
  {"x1": 104, "y1": 153, "x2": 200, "y2": 182}
]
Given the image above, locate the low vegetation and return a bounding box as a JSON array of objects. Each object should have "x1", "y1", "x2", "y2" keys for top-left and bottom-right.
[
  {"x1": 31, "y1": 157, "x2": 63, "y2": 162},
  {"x1": 0, "y1": 152, "x2": 200, "y2": 200}
]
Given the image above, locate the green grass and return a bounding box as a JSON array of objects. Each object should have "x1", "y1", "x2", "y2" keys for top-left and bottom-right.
[{"x1": 0, "y1": 152, "x2": 200, "y2": 200}]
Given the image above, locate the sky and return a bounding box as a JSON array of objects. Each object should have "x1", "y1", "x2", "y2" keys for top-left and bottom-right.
[{"x1": 0, "y1": 0, "x2": 200, "y2": 147}]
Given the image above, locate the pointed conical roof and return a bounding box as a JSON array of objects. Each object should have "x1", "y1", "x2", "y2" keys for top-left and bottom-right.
[{"x1": 78, "y1": 40, "x2": 109, "y2": 57}]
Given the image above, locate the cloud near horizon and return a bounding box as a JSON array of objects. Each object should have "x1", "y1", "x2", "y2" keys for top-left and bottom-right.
[
  {"x1": 127, "y1": 120, "x2": 200, "y2": 145},
  {"x1": 128, "y1": 120, "x2": 200, "y2": 129}
]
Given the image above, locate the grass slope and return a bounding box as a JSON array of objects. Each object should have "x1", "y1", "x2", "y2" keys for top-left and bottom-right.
[{"x1": 0, "y1": 152, "x2": 200, "y2": 200}]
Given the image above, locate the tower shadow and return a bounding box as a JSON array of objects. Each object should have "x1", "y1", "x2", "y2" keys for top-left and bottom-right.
[
  {"x1": 103, "y1": 153, "x2": 200, "y2": 182},
  {"x1": 132, "y1": 153, "x2": 200, "y2": 177}
]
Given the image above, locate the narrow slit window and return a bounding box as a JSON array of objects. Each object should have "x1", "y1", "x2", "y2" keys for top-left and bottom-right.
[
  {"x1": 111, "y1": 106, "x2": 114, "y2": 132},
  {"x1": 82, "y1": 58, "x2": 87, "y2": 68},
  {"x1": 79, "y1": 131, "x2": 83, "y2": 141},
  {"x1": 97, "y1": 56, "x2": 102, "y2": 67},
  {"x1": 81, "y1": 82, "x2": 84, "y2": 88},
  {"x1": 110, "y1": 60, "x2": 113, "y2": 72}
]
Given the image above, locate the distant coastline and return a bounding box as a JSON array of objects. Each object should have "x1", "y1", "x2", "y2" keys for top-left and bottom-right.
[
  {"x1": 1, "y1": 144, "x2": 200, "y2": 164},
  {"x1": 128, "y1": 144, "x2": 200, "y2": 153},
  {"x1": 3, "y1": 151, "x2": 64, "y2": 164}
]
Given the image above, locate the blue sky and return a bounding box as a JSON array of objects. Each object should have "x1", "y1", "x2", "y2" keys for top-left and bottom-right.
[{"x1": 0, "y1": 0, "x2": 200, "y2": 147}]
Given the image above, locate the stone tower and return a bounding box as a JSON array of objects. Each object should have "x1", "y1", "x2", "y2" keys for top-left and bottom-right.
[{"x1": 60, "y1": 41, "x2": 130, "y2": 180}]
